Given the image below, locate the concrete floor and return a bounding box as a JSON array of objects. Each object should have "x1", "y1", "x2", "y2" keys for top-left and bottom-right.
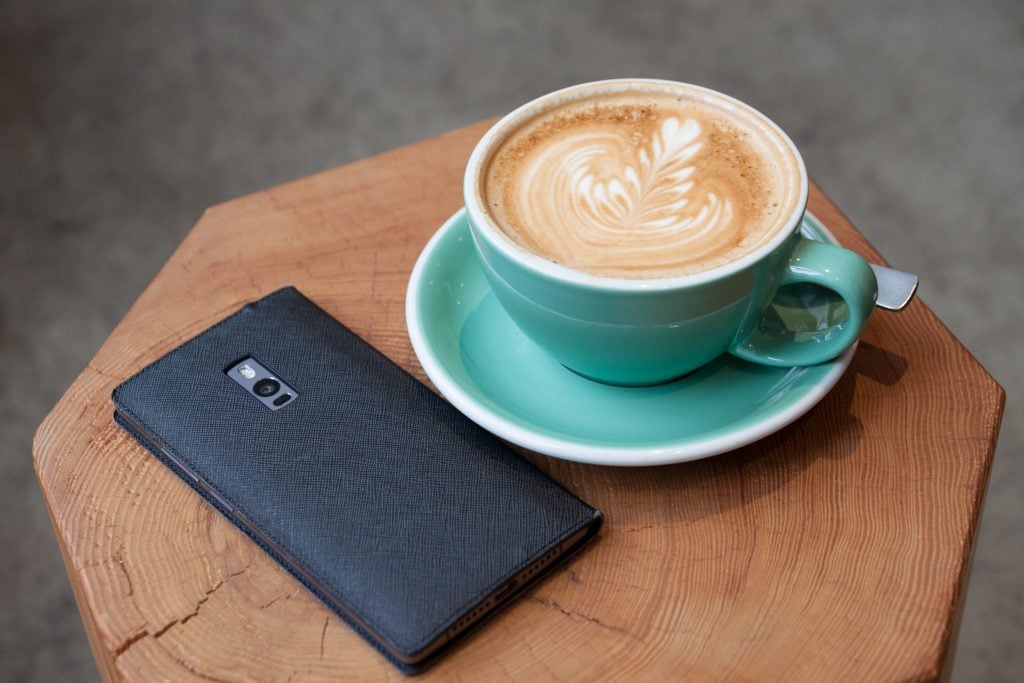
[{"x1": 1, "y1": 1, "x2": 1020, "y2": 680}]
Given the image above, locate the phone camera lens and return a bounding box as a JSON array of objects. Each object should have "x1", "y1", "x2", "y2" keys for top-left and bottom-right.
[{"x1": 253, "y1": 378, "x2": 281, "y2": 397}]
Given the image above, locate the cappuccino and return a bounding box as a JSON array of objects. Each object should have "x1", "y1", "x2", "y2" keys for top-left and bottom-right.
[{"x1": 481, "y1": 84, "x2": 802, "y2": 279}]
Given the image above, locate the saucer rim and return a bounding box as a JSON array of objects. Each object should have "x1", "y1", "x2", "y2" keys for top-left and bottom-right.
[{"x1": 405, "y1": 209, "x2": 855, "y2": 466}]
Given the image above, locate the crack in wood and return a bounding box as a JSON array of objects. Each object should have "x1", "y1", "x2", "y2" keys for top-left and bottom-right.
[
  {"x1": 259, "y1": 594, "x2": 284, "y2": 610},
  {"x1": 620, "y1": 523, "x2": 675, "y2": 533},
  {"x1": 527, "y1": 596, "x2": 642, "y2": 643},
  {"x1": 113, "y1": 546, "x2": 133, "y2": 597},
  {"x1": 86, "y1": 362, "x2": 125, "y2": 382},
  {"x1": 319, "y1": 616, "x2": 329, "y2": 659},
  {"x1": 151, "y1": 618, "x2": 179, "y2": 639},
  {"x1": 112, "y1": 563, "x2": 252, "y2": 658},
  {"x1": 113, "y1": 628, "x2": 148, "y2": 656},
  {"x1": 258, "y1": 586, "x2": 300, "y2": 611}
]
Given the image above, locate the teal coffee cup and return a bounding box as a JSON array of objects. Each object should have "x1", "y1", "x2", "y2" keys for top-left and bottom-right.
[{"x1": 464, "y1": 79, "x2": 877, "y2": 386}]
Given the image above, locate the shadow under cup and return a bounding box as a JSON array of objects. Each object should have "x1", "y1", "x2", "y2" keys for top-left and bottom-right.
[{"x1": 463, "y1": 80, "x2": 878, "y2": 386}]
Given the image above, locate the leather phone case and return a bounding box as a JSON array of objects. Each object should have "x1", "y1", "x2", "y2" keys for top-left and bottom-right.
[{"x1": 111, "y1": 287, "x2": 602, "y2": 673}]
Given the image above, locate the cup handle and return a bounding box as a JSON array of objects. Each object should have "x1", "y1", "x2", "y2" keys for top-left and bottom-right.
[{"x1": 729, "y1": 238, "x2": 878, "y2": 367}]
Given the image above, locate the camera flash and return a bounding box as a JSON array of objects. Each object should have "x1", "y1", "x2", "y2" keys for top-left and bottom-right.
[{"x1": 238, "y1": 364, "x2": 256, "y2": 379}]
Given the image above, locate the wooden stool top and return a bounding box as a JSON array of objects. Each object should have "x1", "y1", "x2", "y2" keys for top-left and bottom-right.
[{"x1": 34, "y1": 120, "x2": 1004, "y2": 681}]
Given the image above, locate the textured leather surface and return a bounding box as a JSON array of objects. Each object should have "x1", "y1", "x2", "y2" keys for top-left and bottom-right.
[{"x1": 111, "y1": 287, "x2": 602, "y2": 672}]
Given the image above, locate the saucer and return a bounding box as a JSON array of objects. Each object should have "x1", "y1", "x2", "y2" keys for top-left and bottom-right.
[{"x1": 405, "y1": 210, "x2": 855, "y2": 466}]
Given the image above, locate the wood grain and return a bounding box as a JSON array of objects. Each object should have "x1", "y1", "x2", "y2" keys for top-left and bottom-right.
[{"x1": 34, "y1": 120, "x2": 1005, "y2": 682}]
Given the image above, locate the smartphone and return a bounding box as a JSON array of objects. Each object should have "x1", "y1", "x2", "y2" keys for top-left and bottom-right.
[{"x1": 111, "y1": 287, "x2": 602, "y2": 673}]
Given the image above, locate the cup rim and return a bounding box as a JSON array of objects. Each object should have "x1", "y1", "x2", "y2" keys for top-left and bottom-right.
[{"x1": 464, "y1": 78, "x2": 810, "y2": 291}]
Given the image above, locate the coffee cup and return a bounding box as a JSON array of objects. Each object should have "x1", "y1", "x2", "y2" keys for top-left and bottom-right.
[{"x1": 464, "y1": 79, "x2": 877, "y2": 386}]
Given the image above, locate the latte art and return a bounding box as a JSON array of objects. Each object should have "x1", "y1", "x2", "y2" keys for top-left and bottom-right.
[
  {"x1": 483, "y1": 89, "x2": 802, "y2": 278},
  {"x1": 535, "y1": 116, "x2": 732, "y2": 255}
]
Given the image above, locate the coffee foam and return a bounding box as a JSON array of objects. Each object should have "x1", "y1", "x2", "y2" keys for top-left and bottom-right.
[{"x1": 481, "y1": 87, "x2": 801, "y2": 279}]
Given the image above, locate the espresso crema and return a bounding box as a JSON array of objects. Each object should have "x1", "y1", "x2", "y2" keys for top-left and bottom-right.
[{"x1": 481, "y1": 86, "x2": 802, "y2": 279}]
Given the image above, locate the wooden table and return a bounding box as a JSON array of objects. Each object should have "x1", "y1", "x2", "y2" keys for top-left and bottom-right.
[{"x1": 34, "y1": 120, "x2": 1005, "y2": 682}]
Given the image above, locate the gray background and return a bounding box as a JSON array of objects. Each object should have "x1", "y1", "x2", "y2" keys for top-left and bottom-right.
[{"x1": 1, "y1": 1, "x2": 1020, "y2": 680}]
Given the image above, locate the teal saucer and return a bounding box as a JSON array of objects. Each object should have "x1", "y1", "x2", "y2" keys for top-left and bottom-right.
[{"x1": 406, "y1": 210, "x2": 854, "y2": 466}]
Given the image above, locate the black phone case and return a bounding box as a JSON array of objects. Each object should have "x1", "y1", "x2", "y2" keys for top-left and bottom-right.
[{"x1": 110, "y1": 287, "x2": 602, "y2": 673}]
